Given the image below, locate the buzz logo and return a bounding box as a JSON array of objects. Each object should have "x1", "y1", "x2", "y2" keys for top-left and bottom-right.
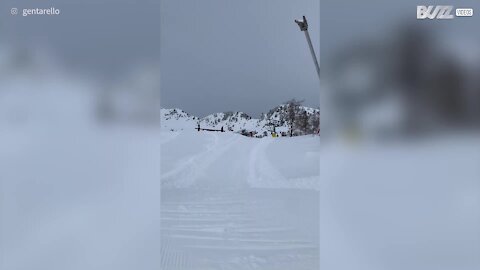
[{"x1": 417, "y1": 5, "x2": 454, "y2": 19}]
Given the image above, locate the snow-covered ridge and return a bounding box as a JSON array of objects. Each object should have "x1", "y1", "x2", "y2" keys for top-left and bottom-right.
[{"x1": 161, "y1": 105, "x2": 319, "y2": 136}]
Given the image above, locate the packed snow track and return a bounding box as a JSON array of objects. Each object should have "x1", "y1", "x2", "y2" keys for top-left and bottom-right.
[{"x1": 160, "y1": 131, "x2": 320, "y2": 270}]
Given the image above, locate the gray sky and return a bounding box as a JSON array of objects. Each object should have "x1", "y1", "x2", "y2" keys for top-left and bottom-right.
[
  {"x1": 1, "y1": 0, "x2": 318, "y2": 118},
  {"x1": 0, "y1": 0, "x2": 161, "y2": 80},
  {"x1": 160, "y1": 0, "x2": 320, "y2": 117},
  {"x1": 3, "y1": 0, "x2": 478, "y2": 118},
  {"x1": 320, "y1": 0, "x2": 480, "y2": 66}
]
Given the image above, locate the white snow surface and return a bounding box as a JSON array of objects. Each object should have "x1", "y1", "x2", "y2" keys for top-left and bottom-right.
[
  {"x1": 320, "y1": 135, "x2": 480, "y2": 270},
  {"x1": 0, "y1": 58, "x2": 162, "y2": 270},
  {"x1": 161, "y1": 131, "x2": 320, "y2": 269},
  {"x1": 161, "y1": 131, "x2": 319, "y2": 190}
]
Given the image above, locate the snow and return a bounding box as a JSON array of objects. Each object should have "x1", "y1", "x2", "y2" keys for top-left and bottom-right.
[
  {"x1": 161, "y1": 105, "x2": 319, "y2": 135},
  {"x1": 161, "y1": 108, "x2": 198, "y2": 131},
  {"x1": 319, "y1": 135, "x2": 480, "y2": 270},
  {"x1": 161, "y1": 131, "x2": 319, "y2": 190},
  {"x1": 1, "y1": 116, "x2": 162, "y2": 270},
  {"x1": 0, "y1": 53, "x2": 162, "y2": 269},
  {"x1": 161, "y1": 131, "x2": 320, "y2": 269},
  {"x1": 0, "y1": 44, "x2": 322, "y2": 270}
]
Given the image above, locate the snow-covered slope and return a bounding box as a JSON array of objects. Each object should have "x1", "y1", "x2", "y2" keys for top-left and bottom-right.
[
  {"x1": 160, "y1": 108, "x2": 198, "y2": 131},
  {"x1": 160, "y1": 131, "x2": 319, "y2": 269},
  {"x1": 161, "y1": 131, "x2": 319, "y2": 189},
  {"x1": 200, "y1": 111, "x2": 259, "y2": 132},
  {"x1": 161, "y1": 105, "x2": 319, "y2": 135}
]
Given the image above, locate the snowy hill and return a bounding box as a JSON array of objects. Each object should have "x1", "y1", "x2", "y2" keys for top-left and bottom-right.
[
  {"x1": 200, "y1": 111, "x2": 257, "y2": 131},
  {"x1": 161, "y1": 105, "x2": 319, "y2": 136},
  {"x1": 160, "y1": 108, "x2": 198, "y2": 131}
]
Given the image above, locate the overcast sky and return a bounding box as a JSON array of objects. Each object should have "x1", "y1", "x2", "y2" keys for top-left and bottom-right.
[
  {"x1": 1, "y1": 0, "x2": 318, "y2": 117},
  {"x1": 3, "y1": 1, "x2": 479, "y2": 118},
  {"x1": 0, "y1": 0, "x2": 161, "y2": 80},
  {"x1": 160, "y1": 0, "x2": 320, "y2": 117},
  {"x1": 320, "y1": 0, "x2": 480, "y2": 61}
]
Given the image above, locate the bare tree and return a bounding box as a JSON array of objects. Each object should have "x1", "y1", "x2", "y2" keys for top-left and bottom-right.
[
  {"x1": 308, "y1": 111, "x2": 320, "y2": 134},
  {"x1": 296, "y1": 110, "x2": 309, "y2": 135},
  {"x1": 283, "y1": 99, "x2": 303, "y2": 136}
]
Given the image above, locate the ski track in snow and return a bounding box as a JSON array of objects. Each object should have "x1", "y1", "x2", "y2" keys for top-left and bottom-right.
[
  {"x1": 160, "y1": 131, "x2": 180, "y2": 145},
  {"x1": 161, "y1": 190, "x2": 319, "y2": 270},
  {"x1": 248, "y1": 138, "x2": 288, "y2": 188},
  {"x1": 161, "y1": 133, "x2": 241, "y2": 188},
  {"x1": 248, "y1": 137, "x2": 320, "y2": 190},
  {"x1": 160, "y1": 132, "x2": 319, "y2": 269},
  {"x1": 162, "y1": 132, "x2": 319, "y2": 190}
]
